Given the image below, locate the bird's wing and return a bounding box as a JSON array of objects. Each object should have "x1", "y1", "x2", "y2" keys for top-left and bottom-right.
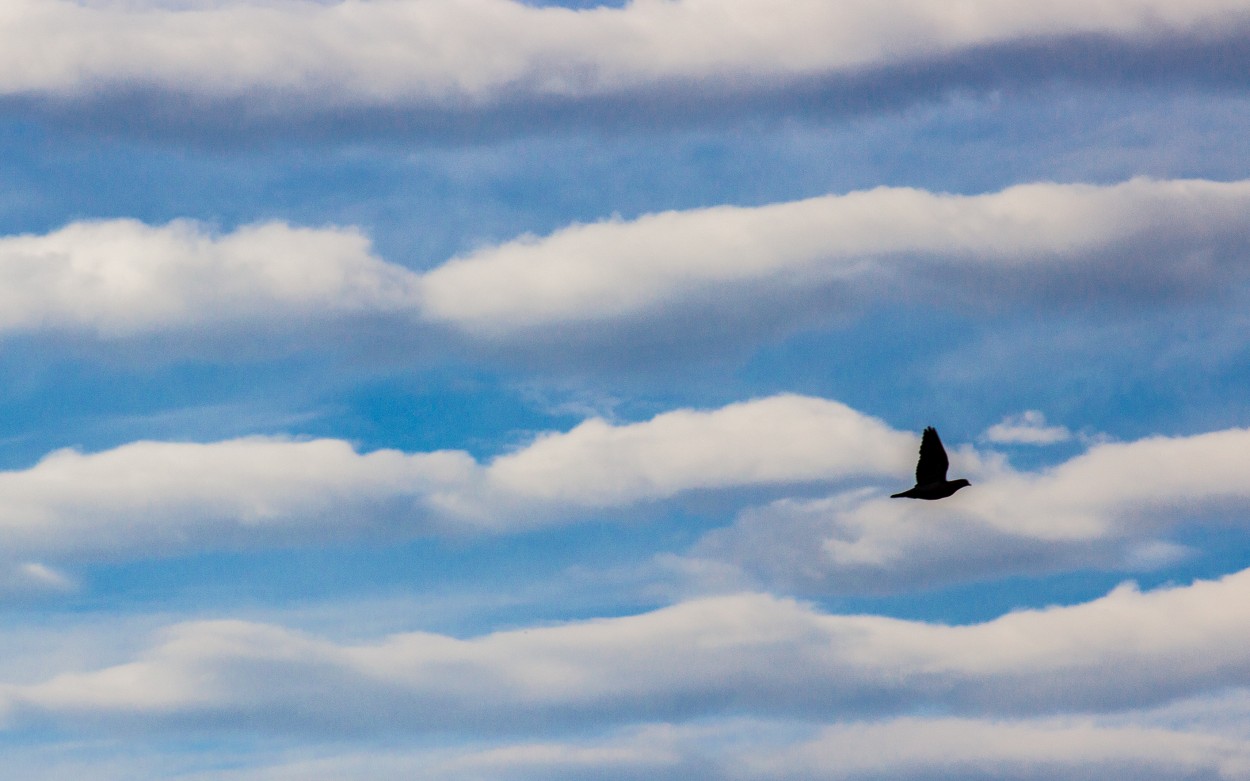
[{"x1": 915, "y1": 426, "x2": 949, "y2": 485}]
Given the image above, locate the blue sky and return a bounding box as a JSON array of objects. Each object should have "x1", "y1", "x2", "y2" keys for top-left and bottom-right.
[{"x1": 2, "y1": 0, "x2": 1250, "y2": 777}]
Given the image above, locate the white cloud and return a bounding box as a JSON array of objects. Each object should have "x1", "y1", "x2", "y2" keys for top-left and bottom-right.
[
  {"x1": 3, "y1": 393, "x2": 1248, "y2": 595},
  {"x1": 0, "y1": 436, "x2": 474, "y2": 559},
  {"x1": 485, "y1": 394, "x2": 911, "y2": 506},
  {"x1": 5, "y1": 178, "x2": 1250, "y2": 352},
  {"x1": 417, "y1": 177, "x2": 1250, "y2": 334},
  {"x1": 1, "y1": 0, "x2": 1246, "y2": 108},
  {"x1": 1, "y1": 389, "x2": 1244, "y2": 596},
  {"x1": 0, "y1": 395, "x2": 909, "y2": 560},
  {"x1": 10, "y1": 572, "x2": 1250, "y2": 733},
  {"x1": 983, "y1": 410, "x2": 1072, "y2": 445},
  {"x1": 0, "y1": 219, "x2": 420, "y2": 338},
  {"x1": 690, "y1": 424, "x2": 1250, "y2": 593}
]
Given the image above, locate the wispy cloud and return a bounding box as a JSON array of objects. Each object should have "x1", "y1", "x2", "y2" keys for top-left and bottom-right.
[
  {"x1": 6, "y1": 712, "x2": 1249, "y2": 780},
  {"x1": 128, "y1": 715, "x2": 1250, "y2": 780},
  {"x1": 0, "y1": 561, "x2": 76, "y2": 600},
  {"x1": 983, "y1": 410, "x2": 1073, "y2": 445}
]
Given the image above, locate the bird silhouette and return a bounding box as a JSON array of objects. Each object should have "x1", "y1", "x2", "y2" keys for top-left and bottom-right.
[{"x1": 891, "y1": 426, "x2": 970, "y2": 500}]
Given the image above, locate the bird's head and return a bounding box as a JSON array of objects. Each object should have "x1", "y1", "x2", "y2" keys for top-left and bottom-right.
[{"x1": 951, "y1": 479, "x2": 971, "y2": 493}]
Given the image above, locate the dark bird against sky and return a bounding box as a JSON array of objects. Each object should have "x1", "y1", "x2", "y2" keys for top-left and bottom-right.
[{"x1": 891, "y1": 426, "x2": 971, "y2": 500}]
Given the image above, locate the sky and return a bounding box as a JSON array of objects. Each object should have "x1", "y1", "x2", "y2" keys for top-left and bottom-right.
[{"x1": 1, "y1": 0, "x2": 1250, "y2": 777}]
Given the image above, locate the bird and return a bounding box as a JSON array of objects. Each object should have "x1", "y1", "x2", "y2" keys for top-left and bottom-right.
[{"x1": 891, "y1": 426, "x2": 970, "y2": 500}]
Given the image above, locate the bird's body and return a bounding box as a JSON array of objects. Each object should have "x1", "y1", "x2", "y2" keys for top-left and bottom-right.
[{"x1": 891, "y1": 426, "x2": 970, "y2": 500}]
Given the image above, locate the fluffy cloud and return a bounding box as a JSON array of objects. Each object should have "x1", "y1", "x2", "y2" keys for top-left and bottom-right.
[
  {"x1": 2, "y1": 0, "x2": 1247, "y2": 111},
  {"x1": 982, "y1": 410, "x2": 1072, "y2": 445},
  {"x1": 0, "y1": 395, "x2": 908, "y2": 560},
  {"x1": 0, "y1": 219, "x2": 420, "y2": 338},
  {"x1": 417, "y1": 177, "x2": 1250, "y2": 334},
  {"x1": 6, "y1": 178, "x2": 1250, "y2": 352},
  {"x1": 0, "y1": 436, "x2": 472, "y2": 558},
  {"x1": 5, "y1": 392, "x2": 1249, "y2": 594},
  {"x1": 3, "y1": 386, "x2": 1246, "y2": 596},
  {"x1": 9, "y1": 572, "x2": 1250, "y2": 734},
  {"x1": 691, "y1": 424, "x2": 1250, "y2": 593},
  {"x1": 485, "y1": 394, "x2": 911, "y2": 506}
]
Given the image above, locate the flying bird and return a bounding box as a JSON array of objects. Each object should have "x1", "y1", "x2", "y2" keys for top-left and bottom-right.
[{"x1": 891, "y1": 426, "x2": 970, "y2": 500}]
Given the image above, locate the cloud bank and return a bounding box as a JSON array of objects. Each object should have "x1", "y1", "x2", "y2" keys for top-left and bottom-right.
[
  {"x1": 3, "y1": 0, "x2": 1248, "y2": 115},
  {"x1": 419, "y1": 177, "x2": 1250, "y2": 333},
  {"x1": 6, "y1": 178, "x2": 1250, "y2": 352},
  {"x1": 6, "y1": 390, "x2": 1250, "y2": 596},
  {"x1": 9, "y1": 572, "x2": 1250, "y2": 734},
  {"x1": 0, "y1": 395, "x2": 908, "y2": 562}
]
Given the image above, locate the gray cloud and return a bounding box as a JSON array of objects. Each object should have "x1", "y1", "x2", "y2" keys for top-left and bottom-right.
[{"x1": 5, "y1": 1, "x2": 1249, "y2": 142}]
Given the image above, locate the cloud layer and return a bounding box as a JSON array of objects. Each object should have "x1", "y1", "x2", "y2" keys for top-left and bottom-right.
[
  {"x1": 4, "y1": 0, "x2": 1248, "y2": 114},
  {"x1": 419, "y1": 177, "x2": 1250, "y2": 333},
  {"x1": 9, "y1": 571, "x2": 1250, "y2": 734},
  {"x1": 0, "y1": 395, "x2": 908, "y2": 562},
  {"x1": 6, "y1": 178, "x2": 1250, "y2": 351},
  {"x1": 7, "y1": 390, "x2": 1250, "y2": 597}
]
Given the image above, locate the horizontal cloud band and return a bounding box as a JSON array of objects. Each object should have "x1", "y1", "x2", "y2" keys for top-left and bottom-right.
[
  {"x1": 4, "y1": 391, "x2": 1250, "y2": 600},
  {"x1": 419, "y1": 177, "x2": 1250, "y2": 331},
  {"x1": 0, "y1": 395, "x2": 907, "y2": 561},
  {"x1": 9, "y1": 572, "x2": 1250, "y2": 734},
  {"x1": 4, "y1": 178, "x2": 1250, "y2": 341},
  {"x1": 2, "y1": 0, "x2": 1248, "y2": 108}
]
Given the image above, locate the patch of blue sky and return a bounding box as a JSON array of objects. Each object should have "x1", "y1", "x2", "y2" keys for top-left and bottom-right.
[
  {"x1": 3, "y1": 85, "x2": 1248, "y2": 253},
  {"x1": 739, "y1": 301, "x2": 1250, "y2": 446}
]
